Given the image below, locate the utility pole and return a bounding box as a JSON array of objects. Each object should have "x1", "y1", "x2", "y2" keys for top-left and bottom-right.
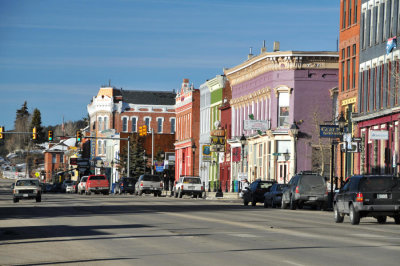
[{"x1": 151, "y1": 128, "x2": 154, "y2": 174}]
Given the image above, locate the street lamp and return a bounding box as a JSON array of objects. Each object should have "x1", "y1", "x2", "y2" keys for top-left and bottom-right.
[
  {"x1": 192, "y1": 143, "x2": 196, "y2": 176},
  {"x1": 338, "y1": 112, "x2": 346, "y2": 185},
  {"x1": 110, "y1": 160, "x2": 114, "y2": 192},
  {"x1": 143, "y1": 151, "x2": 147, "y2": 174},
  {"x1": 289, "y1": 122, "x2": 299, "y2": 180},
  {"x1": 240, "y1": 134, "x2": 246, "y2": 190}
]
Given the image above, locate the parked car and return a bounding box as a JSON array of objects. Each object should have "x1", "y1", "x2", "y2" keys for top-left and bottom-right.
[
  {"x1": 12, "y1": 178, "x2": 41, "y2": 203},
  {"x1": 77, "y1": 176, "x2": 88, "y2": 194},
  {"x1": 85, "y1": 175, "x2": 110, "y2": 195},
  {"x1": 264, "y1": 183, "x2": 288, "y2": 208},
  {"x1": 243, "y1": 179, "x2": 276, "y2": 206},
  {"x1": 174, "y1": 176, "x2": 204, "y2": 198},
  {"x1": 114, "y1": 177, "x2": 137, "y2": 195},
  {"x1": 51, "y1": 183, "x2": 62, "y2": 193},
  {"x1": 65, "y1": 181, "x2": 77, "y2": 193},
  {"x1": 61, "y1": 180, "x2": 74, "y2": 193},
  {"x1": 135, "y1": 174, "x2": 163, "y2": 196},
  {"x1": 281, "y1": 171, "x2": 328, "y2": 210},
  {"x1": 333, "y1": 175, "x2": 400, "y2": 225}
]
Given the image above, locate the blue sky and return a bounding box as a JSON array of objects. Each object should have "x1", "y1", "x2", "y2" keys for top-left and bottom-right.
[{"x1": 0, "y1": 0, "x2": 339, "y2": 130}]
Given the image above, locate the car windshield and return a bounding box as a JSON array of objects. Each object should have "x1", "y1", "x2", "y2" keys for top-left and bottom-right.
[
  {"x1": 16, "y1": 180, "x2": 39, "y2": 186},
  {"x1": 81, "y1": 177, "x2": 88, "y2": 182},
  {"x1": 123, "y1": 178, "x2": 136, "y2": 184},
  {"x1": 183, "y1": 177, "x2": 201, "y2": 184},
  {"x1": 90, "y1": 175, "x2": 106, "y2": 180},
  {"x1": 360, "y1": 176, "x2": 400, "y2": 192},
  {"x1": 300, "y1": 175, "x2": 325, "y2": 186},
  {"x1": 142, "y1": 175, "x2": 161, "y2": 182}
]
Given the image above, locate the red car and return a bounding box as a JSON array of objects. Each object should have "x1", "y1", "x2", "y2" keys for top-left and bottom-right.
[{"x1": 85, "y1": 175, "x2": 109, "y2": 195}]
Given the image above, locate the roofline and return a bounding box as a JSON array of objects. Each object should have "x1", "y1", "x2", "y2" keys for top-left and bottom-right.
[{"x1": 225, "y1": 51, "x2": 339, "y2": 76}]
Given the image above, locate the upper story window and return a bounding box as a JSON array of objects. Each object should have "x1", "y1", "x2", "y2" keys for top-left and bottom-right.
[
  {"x1": 97, "y1": 140, "x2": 102, "y2": 155},
  {"x1": 103, "y1": 140, "x2": 107, "y2": 155},
  {"x1": 122, "y1": 117, "x2": 128, "y2": 132},
  {"x1": 52, "y1": 154, "x2": 56, "y2": 164},
  {"x1": 170, "y1": 118, "x2": 176, "y2": 134},
  {"x1": 343, "y1": 0, "x2": 347, "y2": 29},
  {"x1": 98, "y1": 117, "x2": 103, "y2": 131},
  {"x1": 278, "y1": 92, "x2": 290, "y2": 127},
  {"x1": 157, "y1": 118, "x2": 163, "y2": 133},
  {"x1": 145, "y1": 117, "x2": 150, "y2": 129},
  {"x1": 132, "y1": 117, "x2": 137, "y2": 132},
  {"x1": 103, "y1": 117, "x2": 108, "y2": 130}
]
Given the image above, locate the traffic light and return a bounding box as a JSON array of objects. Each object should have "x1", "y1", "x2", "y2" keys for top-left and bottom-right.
[
  {"x1": 32, "y1": 127, "x2": 37, "y2": 140},
  {"x1": 48, "y1": 130, "x2": 53, "y2": 141},
  {"x1": 139, "y1": 126, "x2": 143, "y2": 136},
  {"x1": 0, "y1": 126, "x2": 3, "y2": 139},
  {"x1": 143, "y1": 125, "x2": 147, "y2": 136},
  {"x1": 76, "y1": 130, "x2": 82, "y2": 143}
]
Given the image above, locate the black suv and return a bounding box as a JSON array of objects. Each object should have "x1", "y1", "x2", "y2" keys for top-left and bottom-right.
[
  {"x1": 333, "y1": 175, "x2": 400, "y2": 225},
  {"x1": 243, "y1": 179, "x2": 276, "y2": 206},
  {"x1": 114, "y1": 177, "x2": 137, "y2": 195},
  {"x1": 281, "y1": 171, "x2": 328, "y2": 210}
]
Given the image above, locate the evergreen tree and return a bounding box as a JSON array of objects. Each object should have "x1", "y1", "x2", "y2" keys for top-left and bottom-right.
[
  {"x1": 30, "y1": 108, "x2": 44, "y2": 143},
  {"x1": 14, "y1": 101, "x2": 30, "y2": 149},
  {"x1": 118, "y1": 134, "x2": 146, "y2": 176}
]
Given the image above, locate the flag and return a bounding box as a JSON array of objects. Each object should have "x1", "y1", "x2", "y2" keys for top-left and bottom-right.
[{"x1": 386, "y1": 36, "x2": 397, "y2": 54}]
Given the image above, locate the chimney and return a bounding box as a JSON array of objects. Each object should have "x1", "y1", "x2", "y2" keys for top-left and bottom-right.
[
  {"x1": 261, "y1": 40, "x2": 267, "y2": 53},
  {"x1": 248, "y1": 47, "x2": 253, "y2": 60},
  {"x1": 273, "y1": 41, "x2": 280, "y2": 52}
]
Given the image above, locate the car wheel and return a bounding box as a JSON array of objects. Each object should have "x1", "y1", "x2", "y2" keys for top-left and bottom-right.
[
  {"x1": 251, "y1": 197, "x2": 257, "y2": 206},
  {"x1": 281, "y1": 197, "x2": 288, "y2": 209},
  {"x1": 179, "y1": 190, "x2": 183, "y2": 198},
  {"x1": 271, "y1": 199, "x2": 275, "y2": 208},
  {"x1": 289, "y1": 197, "x2": 297, "y2": 210},
  {"x1": 36, "y1": 196, "x2": 41, "y2": 202},
  {"x1": 154, "y1": 192, "x2": 158, "y2": 197},
  {"x1": 334, "y1": 204, "x2": 344, "y2": 223},
  {"x1": 243, "y1": 196, "x2": 249, "y2": 206},
  {"x1": 174, "y1": 191, "x2": 178, "y2": 198},
  {"x1": 376, "y1": 216, "x2": 387, "y2": 224},
  {"x1": 263, "y1": 199, "x2": 268, "y2": 208},
  {"x1": 349, "y1": 204, "x2": 360, "y2": 225},
  {"x1": 198, "y1": 193, "x2": 202, "y2": 199},
  {"x1": 139, "y1": 190, "x2": 143, "y2": 196},
  {"x1": 394, "y1": 215, "x2": 400, "y2": 224},
  {"x1": 13, "y1": 197, "x2": 19, "y2": 203},
  {"x1": 297, "y1": 201, "x2": 303, "y2": 209}
]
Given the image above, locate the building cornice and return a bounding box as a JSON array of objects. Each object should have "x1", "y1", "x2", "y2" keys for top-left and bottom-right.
[{"x1": 224, "y1": 51, "x2": 338, "y2": 86}]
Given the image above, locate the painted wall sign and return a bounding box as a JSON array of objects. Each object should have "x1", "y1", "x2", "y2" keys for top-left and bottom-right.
[{"x1": 244, "y1": 120, "x2": 270, "y2": 131}]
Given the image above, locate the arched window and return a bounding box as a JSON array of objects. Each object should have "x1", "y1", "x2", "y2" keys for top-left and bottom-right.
[
  {"x1": 170, "y1": 118, "x2": 176, "y2": 134},
  {"x1": 103, "y1": 117, "x2": 108, "y2": 130},
  {"x1": 103, "y1": 140, "x2": 107, "y2": 155},
  {"x1": 98, "y1": 140, "x2": 102, "y2": 155},
  {"x1": 122, "y1": 117, "x2": 128, "y2": 132},
  {"x1": 132, "y1": 117, "x2": 137, "y2": 132},
  {"x1": 98, "y1": 117, "x2": 103, "y2": 132}
]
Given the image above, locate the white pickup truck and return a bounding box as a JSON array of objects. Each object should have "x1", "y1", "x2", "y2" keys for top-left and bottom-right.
[
  {"x1": 12, "y1": 178, "x2": 41, "y2": 203},
  {"x1": 174, "y1": 176, "x2": 204, "y2": 198}
]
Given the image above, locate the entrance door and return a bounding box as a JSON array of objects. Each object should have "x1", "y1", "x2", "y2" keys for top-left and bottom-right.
[{"x1": 277, "y1": 162, "x2": 289, "y2": 183}]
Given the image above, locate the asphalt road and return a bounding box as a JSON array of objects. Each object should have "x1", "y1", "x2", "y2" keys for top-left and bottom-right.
[{"x1": 1, "y1": 179, "x2": 399, "y2": 266}]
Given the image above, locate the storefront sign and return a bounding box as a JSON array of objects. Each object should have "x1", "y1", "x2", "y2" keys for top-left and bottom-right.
[
  {"x1": 319, "y1": 125, "x2": 343, "y2": 138},
  {"x1": 370, "y1": 130, "x2": 389, "y2": 140},
  {"x1": 202, "y1": 145, "x2": 211, "y2": 162},
  {"x1": 210, "y1": 129, "x2": 225, "y2": 136}
]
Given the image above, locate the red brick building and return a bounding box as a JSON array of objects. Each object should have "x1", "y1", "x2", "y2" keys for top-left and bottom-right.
[
  {"x1": 338, "y1": 0, "x2": 360, "y2": 179},
  {"x1": 87, "y1": 86, "x2": 176, "y2": 179},
  {"x1": 174, "y1": 79, "x2": 200, "y2": 180}
]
